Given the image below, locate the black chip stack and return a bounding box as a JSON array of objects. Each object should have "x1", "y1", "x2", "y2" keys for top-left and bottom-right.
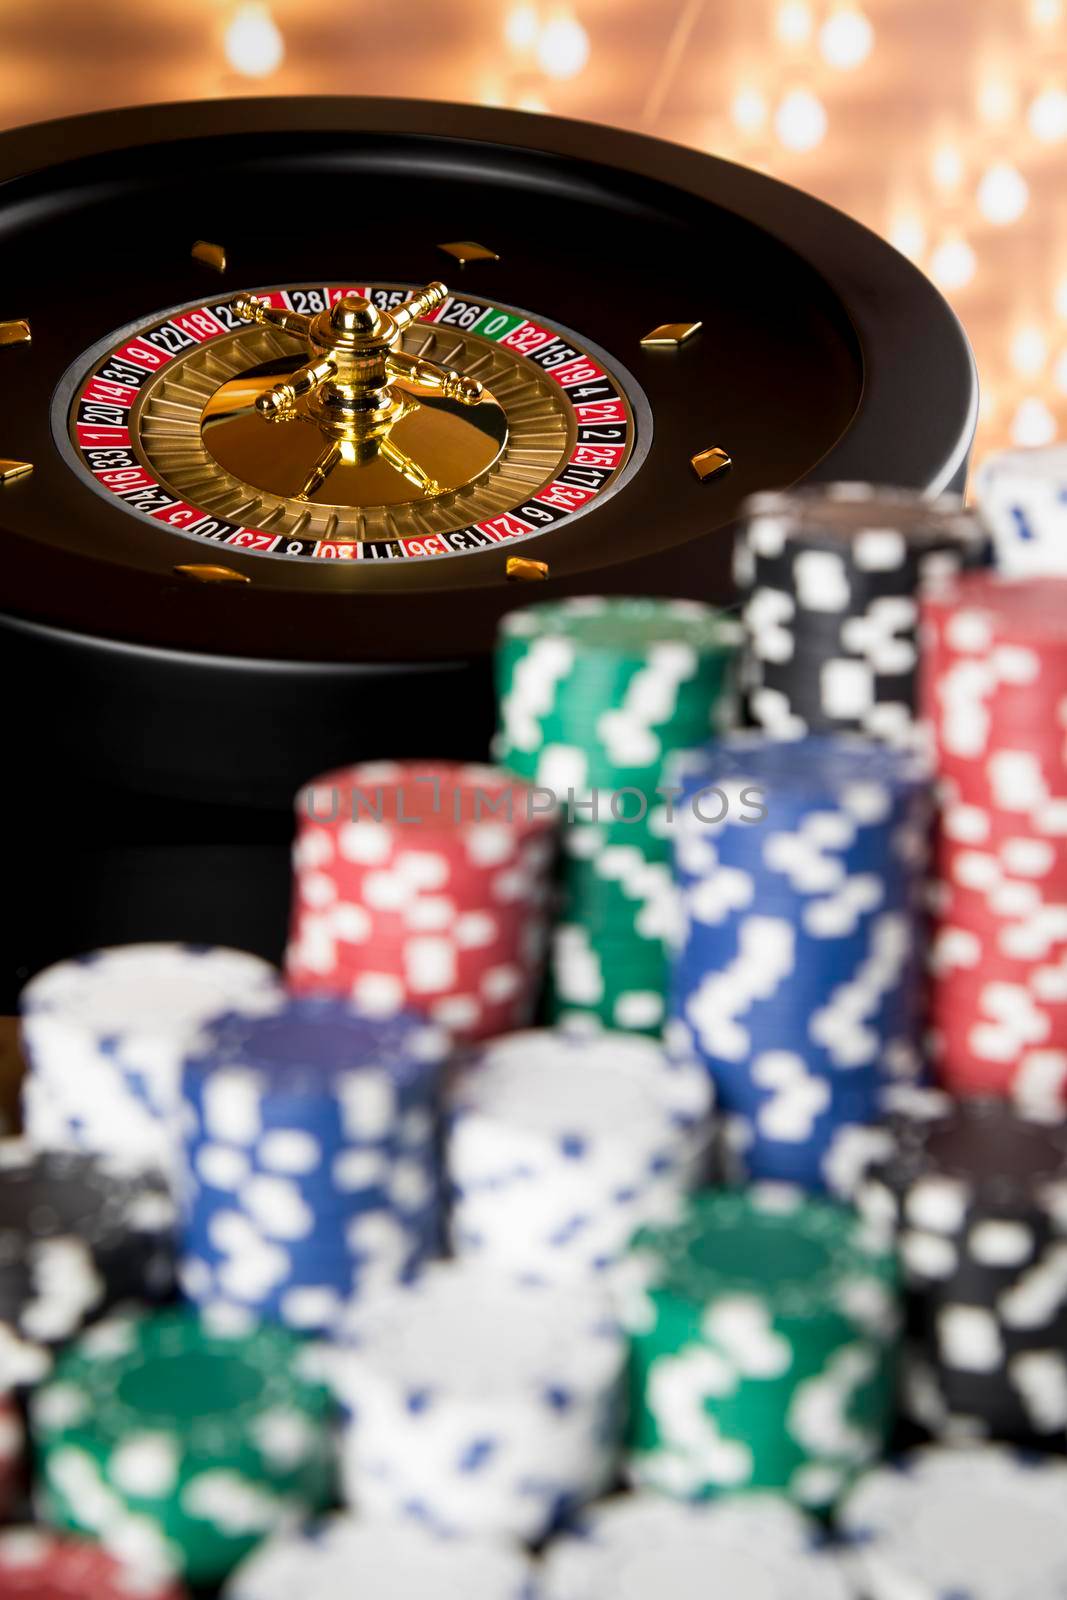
[
  {"x1": 734, "y1": 483, "x2": 989, "y2": 745},
  {"x1": 856, "y1": 1091, "x2": 1067, "y2": 1449},
  {"x1": 0, "y1": 1142, "x2": 176, "y2": 1387}
]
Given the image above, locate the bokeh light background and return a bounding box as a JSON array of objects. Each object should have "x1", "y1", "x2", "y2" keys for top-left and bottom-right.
[{"x1": 4, "y1": 0, "x2": 1067, "y2": 466}]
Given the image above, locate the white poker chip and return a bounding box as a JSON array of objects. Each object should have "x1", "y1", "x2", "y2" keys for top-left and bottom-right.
[
  {"x1": 20, "y1": 944, "x2": 280, "y2": 1172},
  {"x1": 22, "y1": 945, "x2": 279, "y2": 1036},
  {"x1": 332, "y1": 1260, "x2": 625, "y2": 1540},
  {"x1": 542, "y1": 1493, "x2": 852, "y2": 1600},
  {"x1": 449, "y1": 1029, "x2": 711, "y2": 1279},
  {"x1": 975, "y1": 445, "x2": 1067, "y2": 577},
  {"x1": 838, "y1": 1447, "x2": 1067, "y2": 1600},
  {"x1": 223, "y1": 1514, "x2": 534, "y2": 1600}
]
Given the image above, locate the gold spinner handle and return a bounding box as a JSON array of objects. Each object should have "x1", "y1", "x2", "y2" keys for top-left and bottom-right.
[{"x1": 230, "y1": 283, "x2": 483, "y2": 430}]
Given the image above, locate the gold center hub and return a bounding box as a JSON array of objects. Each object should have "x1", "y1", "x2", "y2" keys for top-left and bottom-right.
[{"x1": 201, "y1": 357, "x2": 509, "y2": 509}]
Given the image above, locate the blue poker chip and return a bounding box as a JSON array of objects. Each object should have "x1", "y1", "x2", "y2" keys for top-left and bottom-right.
[
  {"x1": 676, "y1": 731, "x2": 931, "y2": 808},
  {"x1": 670, "y1": 734, "x2": 929, "y2": 1193},
  {"x1": 178, "y1": 996, "x2": 448, "y2": 1333}
]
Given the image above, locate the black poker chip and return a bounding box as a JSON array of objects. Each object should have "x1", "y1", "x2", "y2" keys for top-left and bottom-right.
[
  {"x1": 735, "y1": 483, "x2": 991, "y2": 745},
  {"x1": 0, "y1": 1143, "x2": 176, "y2": 1386},
  {"x1": 856, "y1": 1091, "x2": 1067, "y2": 1448}
]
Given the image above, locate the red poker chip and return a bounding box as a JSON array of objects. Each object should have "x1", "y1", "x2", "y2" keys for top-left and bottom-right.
[
  {"x1": 923, "y1": 572, "x2": 1067, "y2": 639},
  {"x1": 923, "y1": 577, "x2": 1067, "y2": 1105},
  {"x1": 0, "y1": 1529, "x2": 185, "y2": 1598},
  {"x1": 287, "y1": 762, "x2": 558, "y2": 1040}
]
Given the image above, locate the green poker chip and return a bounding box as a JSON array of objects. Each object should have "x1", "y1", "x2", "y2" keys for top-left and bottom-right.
[
  {"x1": 548, "y1": 922, "x2": 670, "y2": 1034},
  {"x1": 30, "y1": 1309, "x2": 335, "y2": 1585},
  {"x1": 494, "y1": 597, "x2": 739, "y2": 792},
  {"x1": 619, "y1": 1186, "x2": 900, "y2": 1511},
  {"x1": 495, "y1": 597, "x2": 738, "y2": 1035}
]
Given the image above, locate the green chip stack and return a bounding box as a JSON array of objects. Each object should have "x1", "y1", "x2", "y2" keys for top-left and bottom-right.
[
  {"x1": 494, "y1": 597, "x2": 739, "y2": 1033},
  {"x1": 30, "y1": 1309, "x2": 335, "y2": 1586},
  {"x1": 619, "y1": 1186, "x2": 899, "y2": 1512}
]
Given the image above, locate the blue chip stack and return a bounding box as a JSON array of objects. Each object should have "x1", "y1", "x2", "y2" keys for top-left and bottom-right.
[
  {"x1": 178, "y1": 995, "x2": 447, "y2": 1334},
  {"x1": 670, "y1": 735, "x2": 930, "y2": 1193}
]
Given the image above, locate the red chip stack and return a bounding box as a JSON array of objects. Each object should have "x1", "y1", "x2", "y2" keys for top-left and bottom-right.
[
  {"x1": 286, "y1": 761, "x2": 557, "y2": 1041},
  {"x1": 0, "y1": 1529, "x2": 186, "y2": 1597},
  {"x1": 923, "y1": 575, "x2": 1067, "y2": 1104}
]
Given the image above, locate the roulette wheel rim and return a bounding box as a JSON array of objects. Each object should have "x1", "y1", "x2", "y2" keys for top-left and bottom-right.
[{"x1": 0, "y1": 95, "x2": 977, "y2": 673}]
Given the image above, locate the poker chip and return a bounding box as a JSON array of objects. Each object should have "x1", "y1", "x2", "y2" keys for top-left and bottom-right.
[
  {"x1": 618, "y1": 1184, "x2": 899, "y2": 1511},
  {"x1": 448, "y1": 1027, "x2": 713, "y2": 1281},
  {"x1": 331, "y1": 1260, "x2": 626, "y2": 1540},
  {"x1": 0, "y1": 1140, "x2": 176, "y2": 1390},
  {"x1": 922, "y1": 573, "x2": 1067, "y2": 1102},
  {"x1": 30, "y1": 1308, "x2": 335, "y2": 1586},
  {"x1": 670, "y1": 734, "x2": 930, "y2": 1191},
  {"x1": 286, "y1": 761, "x2": 557, "y2": 1042},
  {"x1": 222, "y1": 1514, "x2": 535, "y2": 1600},
  {"x1": 0, "y1": 1395, "x2": 23, "y2": 1520},
  {"x1": 855, "y1": 1089, "x2": 1067, "y2": 1446},
  {"x1": 494, "y1": 596, "x2": 739, "y2": 1034},
  {"x1": 541, "y1": 1493, "x2": 853, "y2": 1600},
  {"x1": 837, "y1": 1446, "x2": 1067, "y2": 1600},
  {"x1": 0, "y1": 1527, "x2": 187, "y2": 1598},
  {"x1": 975, "y1": 444, "x2": 1067, "y2": 576},
  {"x1": 178, "y1": 996, "x2": 447, "y2": 1334},
  {"x1": 735, "y1": 482, "x2": 988, "y2": 745},
  {"x1": 20, "y1": 945, "x2": 280, "y2": 1175}
]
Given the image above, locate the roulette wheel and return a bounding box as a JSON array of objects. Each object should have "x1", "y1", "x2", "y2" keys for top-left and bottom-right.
[{"x1": 0, "y1": 97, "x2": 977, "y2": 1000}]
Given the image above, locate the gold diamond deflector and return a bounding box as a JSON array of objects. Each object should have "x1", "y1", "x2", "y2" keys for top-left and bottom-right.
[
  {"x1": 174, "y1": 563, "x2": 250, "y2": 583},
  {"x1": 132, "y1": 292, "x2": 576, "y2": 544},
  {"x1": 192, "y1": 240, "x2": 227, "y2": 273},
  {"x1": 641, "y1": 321, "x2": 702, "y2": 348},
  {"x1": 0, "y1": 319, "x2": 31, "y2": 347},
  {"x1": 438, "y1": 241, "x2": 499, "y2": 264},
  {"x1": 691, "y1": 445, "x2": 732, "y2": 481}
]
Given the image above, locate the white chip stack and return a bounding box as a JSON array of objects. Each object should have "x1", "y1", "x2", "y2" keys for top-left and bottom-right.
[
  {"x1": 20, "y1": 945, "x2": 280, "y2": 1175},
  {"x1": 838, "y1": 1447, "x2": 1067, "y2": 1600},
  {"x1": 331, "y1": 1261, "x2": 626, "y2": 1541},
  {"x1": 224, "y1": 1515, "x2": 536, "y2": 1600},
  {"x1": 543, "y1": 1494, "x2": 852, "y2": 1600},
  {"x1": 976, "y1": 444, "x2": 1067, "y2": 575},
  {"x1": 448, "y1": 1028, "x2": 712, "y2": 1281}
]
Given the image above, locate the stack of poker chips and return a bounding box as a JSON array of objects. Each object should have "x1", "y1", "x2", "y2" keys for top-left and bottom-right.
[
  {"x1": 0, "y1": 1529, "x2": 187, "y2": 1600},
  {"x1": 975, "y1": 443, "x2": 1067, "y2": 574},
  {"x1": 671, "y1": 735, "x2": 930, "y2": 1192},
  {"x1": 332, "y1": 1261, "x2": 626, "y2": 1541},
  {"x1": 30, "y1": 1309, "x2": 335, "y2": 1587},
  {"x1": 735, "y1": 483, "x2": 989, "y2": 745},
  {"x1": 923, "y1": 574, "x2": 1067, "y2": 1103},
  {"x1": 0, "y1": 1141, "x2": 175, "y2": 1389},
  {"x1": 20, "y1": 945, "x2": 280, "y2": 1176},
  {"x1": 223, "y1": 1515, "x2": 536, "y2": 1600},
  {"x1": 617, "y1": 1185, "x2": 900, "y2": 1512},
  {"x1": 286, "y1": 762, "x2": 556, "y2": 1043},
  {"x1": 178, "y1": 997, "x2": 446, "y2": 1335},
  {"x1": 856, "y1": 1090, "x2": 1067, "y2": 1447},
  {"x1": 542, "y1": 1495, "x2": 852, "y2": 1600},
  {"x1": 837, "y1": 1447, "x2": 1067, "y2": 1600},
  {"x1": 448, "y1": 1028, "x2": 712, "y2": 1281},
  {"x1": 494, "y1": 596, "x2": 739, "y2": 1034}
]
